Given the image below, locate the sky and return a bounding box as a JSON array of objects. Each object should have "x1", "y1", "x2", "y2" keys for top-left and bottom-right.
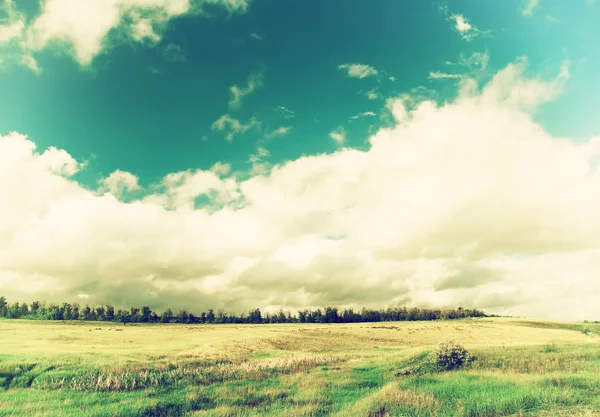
[{"x1": 1, "y1": 0, "x2": 600, "y2": 320}]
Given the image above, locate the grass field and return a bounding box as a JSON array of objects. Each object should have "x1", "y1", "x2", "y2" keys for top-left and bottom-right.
[{"x1": 1, "y1": 318, "x2": 600, "y2": 416}]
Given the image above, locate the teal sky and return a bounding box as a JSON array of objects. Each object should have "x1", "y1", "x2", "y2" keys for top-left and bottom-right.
[
  {"x1": 1, "y1": 0, "x2": 598, "y2": 187},
  {"x1": 2, "y1": 0, "x2": 600, "y2": 319}
]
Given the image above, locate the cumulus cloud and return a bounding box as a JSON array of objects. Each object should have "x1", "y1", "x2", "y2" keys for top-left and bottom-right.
[
  {"x1": 99, "y1": 170, "x2": 142, "y2": 197},
  {"x1": 0, "y1": 0, "x2": 249, "y2": 67},
  {"x1": 228, "y1": 70, "x2": 265, "y2": 110},
  {"x1": 338, "y1": 63, "x2": 379, "y2": 79},
  {"x1": 2, "y1": 59, "x2": 600, "y2": 320}
]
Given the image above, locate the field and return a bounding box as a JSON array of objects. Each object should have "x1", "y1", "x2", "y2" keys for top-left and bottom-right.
[{"x1": 1, "y1": 318, "x2": 600, "y2": 417}]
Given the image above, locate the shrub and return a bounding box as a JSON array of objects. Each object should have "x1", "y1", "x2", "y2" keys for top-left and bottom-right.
[{"x1": 431, "y1": 339, "x2": 472, "y2": 371}]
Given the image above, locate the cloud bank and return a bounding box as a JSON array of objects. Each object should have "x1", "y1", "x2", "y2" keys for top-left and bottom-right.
[{"x1": 1, "y1": 59, "x2": 600, "y2": 320}]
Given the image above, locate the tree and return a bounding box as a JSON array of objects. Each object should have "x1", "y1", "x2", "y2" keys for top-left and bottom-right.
[
  {"x1": 206, "y1": 309, "x2": 215, "y2": 324},
  {"x1": 0, "y1": 296, "x2": 6, "y2": 317},
  {"x1": 105, "y1": 305, "x2": 115, "y2": 321},
  {"x1": 81, "y1": 305, "x2": 92, "y2": 321},
  {"x1": 160, "y1": 308, "x2": 173, "y2": 323},
  {"x1": 19, "y1": 302, "x2": 30, "y2": 317},
  {"x1": 31, "y1": 301, "x2": 41, "y2": 316},
  {"x1": 130, "y1": 307, "x2": 140, "y2": 323},
  {"x1": 141, "y1": 306, "x2": 152, "y2": 323},
  {"x1": 324, "y1": 307, "x2": 339, "y2": 323},
  {"x1": 95, "y1": 306, "x2": 106, "y2": 321},
  {"x1": 248, "y1": 308, "x2": 263, "y2": 324},
  {"x1": 8, "y1": 302, "x2": 20, "y2": 319},
  {"x1": 177, "y1": 310, "x2": 189, "y2": 324},
  {"x1": 116, "y1": 309, "x2": 131, "y2": 325}
]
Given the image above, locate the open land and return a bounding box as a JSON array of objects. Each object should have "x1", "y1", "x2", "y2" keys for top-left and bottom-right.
[{"x1": 1, "y1": 318, "x2": 600, "y2": 416}]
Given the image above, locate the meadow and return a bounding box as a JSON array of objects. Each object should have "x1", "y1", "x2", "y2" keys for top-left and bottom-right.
[{"x1": 1, "y1": 318, "x2": 600, "y2": 416}]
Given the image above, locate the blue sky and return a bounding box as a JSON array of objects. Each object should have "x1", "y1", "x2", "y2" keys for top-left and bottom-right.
[
  {"x1": 1, "y1": 0, "x2": 600, "y2": 319},
  {"x1": 1, "y1": 0, "x2": 598, "y2": 185}
]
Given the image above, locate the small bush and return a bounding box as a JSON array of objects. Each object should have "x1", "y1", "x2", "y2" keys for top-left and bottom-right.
[{"x1": 431, "y1": 339, "x2": 472, "y2": 371}]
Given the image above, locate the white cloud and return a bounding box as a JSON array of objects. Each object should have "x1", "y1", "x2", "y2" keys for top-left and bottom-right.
[
  {"x1": 350, "y1": 111, "x2": 376, "y2": 120},
  {"x1": 367, "y1": 90, "x2": 379, "y2": 100},
  {"x1": 3, "y1": 59, "x2": 600, "y2": 320},
  {"x1": 522, "y1": 0, "x2": 540, "y2": 16},
  {"x1": 100, "y1": 170, "x2": 142, "y2": 197},
  {"x1": 450, "y1": 14, "x2": 481, "y2": 40},
  {"x1": 1, "y1": 0, "x2": 249, "y2": 67},
  {"x1": 265, "y1": 126, "x2": 292, "y2": 139},
  {"x1": 211, "y1": 114, "x2": 261, "y2": 141},
  {"x1": 0, "y1": 20, "x2": 23, "y2": 45},
  {"x1": 438, "y1": 5, "x2": 486, "y2": 41},
  {"x1": 429, "y1": 71, "x2": 462, "y2": 80},
  {"x1": 329, "y1": 127, "x2": 346, "y2": 145},
  {"x1": 274, "y1": 106, "x2": 295, "y2": 119},
  {"x1": 338, "y1": 63, "x2": 379, "y2": 79},
  {"x1": 250, "y1": 32, "x2": 264, "y2": 40},
  {"x1": 229, "y1": 70, "x2": 265, "y2": 109}
]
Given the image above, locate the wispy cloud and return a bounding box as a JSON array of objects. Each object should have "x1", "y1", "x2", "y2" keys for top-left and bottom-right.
[
  {"x1": 428, "y1": 71, "x2": 462, "y2": 80},
  {"x1": 522, "y1": 0, "x2": 540, "y2": 16},
  {"x1": 350, "y1": 111, "x2": 376, "y2": 120},
  {"x1": 437, "y1": 3, "x2": 487, "y2": 41},
  {"x1": 162, "y1": 43, "x2": 187, "y2": 62},
  {"x1": 338, "y1": 63, "x2": 379, "y2": 79},
  {"x1": 229, "y1": 70, "x2": 265, "y2": 110},
  {"x1": 265, "y1": 126, "x2": 292, "y2": 139},
  {"x1": 329, "y1": 127, "x2": 346, "y2": 145},
  {"x1": 250, "y1": 32, "x2": 264, "y2": 40},
  {"x1": 211, "y1": 114, "x2": 261, "y2": 141},
  {"x1": 450, "y1": 14, "x2": 481, "y2": 40},
  {"x1": 274, "y1": 106, "x2": 295, "y2": 119},
  {"x1": 367, "y1": 90, "x2": 379, "y2": 100}
]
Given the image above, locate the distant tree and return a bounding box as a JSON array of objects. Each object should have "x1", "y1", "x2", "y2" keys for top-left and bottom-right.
[
  {"x1": 130, "y1": 307, "x2": 140, "y2": 323},
  {"x1": 31, "y1": 301, "x2": 41, "y2": 316},
  {"x1": 150, "y1": 312, "x2": 159, "y2": 323},
  {"x1": 19, "y1": 302, "x2": 30, "y2": 317},
  {"x1": 141, "y1": 306, "x2": 152, "y2": 323},
  {"x1": 199, "y1": 312, "x2": 207, "y2": 324},
  {"x1": 117, "y1": 310, "x2": 132, "y2": 325},
  {"x1": 0, "y1": 296, "x2": 6, "y2": 317},
  {"x1": 206, "y1": 309, "x2": 215, "y2": 324},
  {"x1": 324, "y1": 307, "x2": 339, "y2": 323},
  {"x1": 81, "y1": 305, "x2": 93, "y2": 321},
  {"x1": 160, "y1": 308, "x2": 173, "y2": 323},
  {"x1": 62, "y1": 303, "x2": 73, "y2": 320},
  {"x1": 72, "y1": 304, "x2": 80, "y2": 321},
  {"x1": 177, "y1": 310, "x2": 189, "y2": 324},
  {"x1": 95, "y1": 306, "x2": 106, "y2": 321},
  {"x1": 105, "y1": 305, "x2": 115, "y2": 321},
  {"x1": 311, "y1": 309, "x2": 324, "y2": 324},
  {"x1": 8, "y1": 302, "x2": 20, "y2": 319},
  {"x1": 248, "y1": 308, "x2": 263, "y2": 324}
]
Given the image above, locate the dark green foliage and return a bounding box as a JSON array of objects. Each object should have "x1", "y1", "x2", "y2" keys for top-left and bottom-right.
[
  {"x1": 432, "y1": 339, "x2": 472, "y2": 371},
  {"x1": 0, "y1": 295, "x2": 486, "y2": 325}
]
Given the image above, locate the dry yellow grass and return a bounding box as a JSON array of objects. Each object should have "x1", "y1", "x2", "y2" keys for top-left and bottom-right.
[{"x1": 1, "y1": 317, "x2": 595, "y2": 365}]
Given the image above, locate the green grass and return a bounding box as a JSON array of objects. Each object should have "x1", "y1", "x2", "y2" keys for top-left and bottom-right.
[{"x1": 1, "y1": 318, "x2": 600, "y2": 416}]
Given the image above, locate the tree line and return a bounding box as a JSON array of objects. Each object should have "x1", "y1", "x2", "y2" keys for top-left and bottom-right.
[{"x1": 0, "y1": 296, "x2": 486, "y2": 325}]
